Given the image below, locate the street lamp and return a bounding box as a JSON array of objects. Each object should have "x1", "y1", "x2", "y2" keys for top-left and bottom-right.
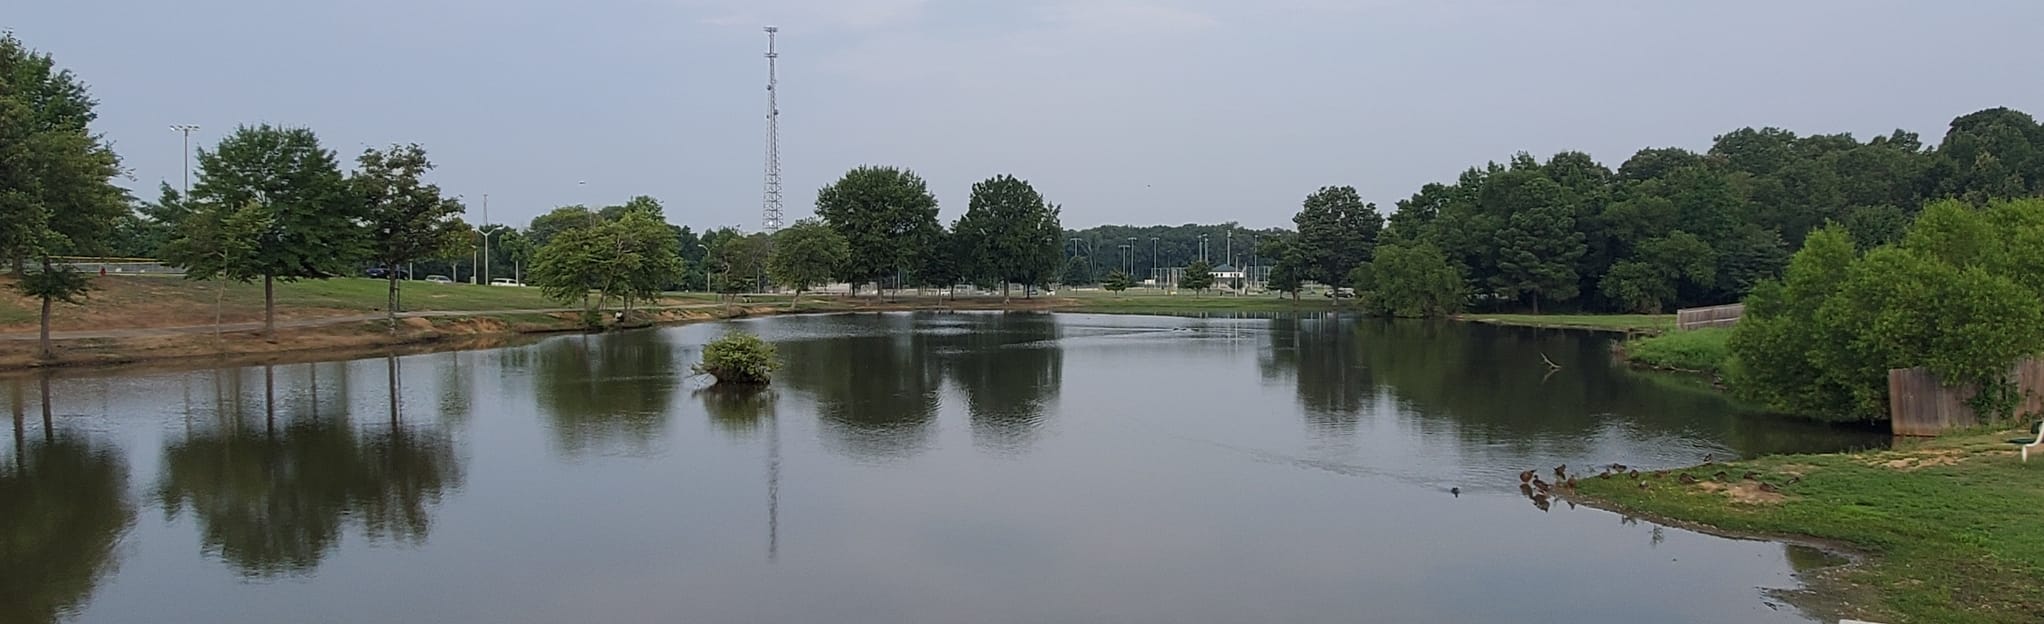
[
  {"x1": 170, "y1": 124, "x2": 200, "y2": 197},
  {"x1": 1126, "y1": 237, "x2": 1138, "y2": 275}
]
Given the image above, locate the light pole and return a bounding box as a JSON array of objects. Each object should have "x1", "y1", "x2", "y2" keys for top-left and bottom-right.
[
  {"x1": 1150, "y1": 237, "x2": 1159, "y2": 289},
  {"x1": 696, "y1": 244, "x2": 711, "y2": 292},
  {"x1": 170, "y1": 124, "x2": 200, "y2": 197},
  {"x1": 481, "y1": 226, "x2": 506, "y2": 285},
  {"x1": 1199, "y1": 234, "x2": 1209, "y2": 263},
  {"x1": 480, "y1": 194, "x2": 491, "y2": 285},
  {"x1": 1126, "y1": 237, "x2": 1137, "y2": 276}
]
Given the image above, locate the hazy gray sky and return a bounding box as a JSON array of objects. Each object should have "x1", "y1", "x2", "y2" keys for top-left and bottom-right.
[{"x1": 15, "y1": 0, "x2": 2043, "y2": 229}]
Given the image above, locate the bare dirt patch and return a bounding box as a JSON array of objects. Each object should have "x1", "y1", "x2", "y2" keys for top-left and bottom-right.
[
  {"x1": 1695, "y1": 480, "x2": 1789, "y2": 505},
  {"x1": 1865, "y1": 448, "x2": 1968, "y2": 471}
]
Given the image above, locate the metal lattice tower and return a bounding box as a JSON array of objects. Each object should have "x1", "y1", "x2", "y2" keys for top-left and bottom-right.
[{"x1": 760, "y1": 26, "x2": 784, "y2": 233}]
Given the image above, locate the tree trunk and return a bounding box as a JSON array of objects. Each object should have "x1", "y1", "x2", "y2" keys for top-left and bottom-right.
[
  {"x1": 37, "y1": 295, "x2": 52, "y2": 360},
  {"x1": 263, "y1": 274, "x2": 277, "y2": 342},
  {"x1": 789, "y1": 288, "x2": 801, "y2": 310},
  {"x1": 1002, "y1": 282, "x2": 1011, "y2": 303},
  {"x1": 1531, "y1": 293, "x2": 1541, "y2": 315},
  {"x1": 387, "y1": 273, "x2": 401, "y2": 334}
]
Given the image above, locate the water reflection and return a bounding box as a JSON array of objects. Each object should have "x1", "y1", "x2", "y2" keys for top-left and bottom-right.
[
  {"x1": 528, "y1": 332, "x2": 680, "y2": 458},
  {"x1": 774, "y1": 313, "x2": 1066, "y2": 460},
  {"x1": 1, "y1": 380, "x2": 134, "y2": 624},
  {"x1": 777, "y1": 315, "x2": 943, "y2": 461},
  {"x1": 155, "y1": 361, "x2": 463, "y2": 577},
  {"x1": 1257, "y1": 318, "x2": 1887, "y2": 459}
]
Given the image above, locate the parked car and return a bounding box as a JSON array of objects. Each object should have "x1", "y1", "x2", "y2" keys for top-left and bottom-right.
[
  {"x1": 424, "y1": 275, "x2": 453, "y2": 284},
  {"x1": 489, "y1": 278, "x2": 522, "y2": 287},
  {"x1": 365, "y1": 266, "x2": 411, "y2": 280},
  {"x1": 1323, "y1": 287, "x2": 1356, "y2": 299}
]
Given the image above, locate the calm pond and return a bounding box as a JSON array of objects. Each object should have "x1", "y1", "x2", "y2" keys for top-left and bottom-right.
[{"x1": 5, "y1": 312, "x2": 1887, "y2": 624}]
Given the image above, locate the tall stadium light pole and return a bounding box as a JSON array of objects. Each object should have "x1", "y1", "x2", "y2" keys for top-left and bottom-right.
[
  {"x1": 1150, "y1": 237, "x2": 1159, "y2": 289},
  {"x1": 480, "y1": 194, "x2": 490, "y2": 285},
  {"x1": 760, "y1": 26, "x2": 784, "y2": 233},
  {"x1": 170, "y1": 125, "x2": 200, "y2": 197},
  {"x1": 1126, "y1": 237, "x2": 1137, "y2": 275}
]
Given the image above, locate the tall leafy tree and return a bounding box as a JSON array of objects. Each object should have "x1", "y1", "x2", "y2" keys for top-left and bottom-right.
[
  {"x1": 814, "y1": 166, "x2": 940, "y2": 295},
  {"x1": 527, "y1": 206, "x2": 601, "y2": 248},
  {"x1": 0, "y1": 34, "x2": 125, "y2": 354},
  {"x1": 954, "y1": 175, "x2": 1062, "y2": 299},
  {"x1": 1491, "y1": 201, "x2": 1585, "y2": 313},
  {"x1": 768, "y1": 219, "x2": 850, "y2": 307},
  {"x1": 353, "y1": 144, "x2": 468, "y2": 331},
  {"x1": 1358, "y1": 243, "x2": 1468, "y2": 318},
  {"x1": 917, "y1": 227, "x2": 964, "y2": 298},
  {"x1": 1289, "y1": 186, "x2": 1383, "y2": 286},
  {"x1": 167, "y1": 125, "x2": 360, "y2": 340}
]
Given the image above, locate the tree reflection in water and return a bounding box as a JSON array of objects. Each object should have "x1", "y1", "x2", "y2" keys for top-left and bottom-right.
[
  {"x1": 155, "y1": 359, "x2": 464, "y2": 577},
  {"x1": 1, "y1": 376, "x2": 135, "y2": 624}
]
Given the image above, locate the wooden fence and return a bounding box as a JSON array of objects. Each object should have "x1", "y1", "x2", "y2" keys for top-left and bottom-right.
[
  {"x1": 1888, "y1": 356, "x2": 2044, "y2": 436},
  {"x1": 1675, "y1": 303, "x2": 1744, "y2": 331}
]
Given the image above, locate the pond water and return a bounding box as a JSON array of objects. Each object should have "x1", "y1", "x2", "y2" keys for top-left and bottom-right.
[{"x1": 3, "y1": 312, "x2": 1888, "y2": 624}]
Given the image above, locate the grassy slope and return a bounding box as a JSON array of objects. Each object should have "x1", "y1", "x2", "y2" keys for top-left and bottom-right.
[
  {"x1": 1461, "y1": 313, "x2": 1674, "y2": 332},
  {"x1": 1623, "y1": 327, "x2": 1733, "y2": 373},
  {"x1": 1573, "y1": 429, "x2": 2044, "y2": 624}
]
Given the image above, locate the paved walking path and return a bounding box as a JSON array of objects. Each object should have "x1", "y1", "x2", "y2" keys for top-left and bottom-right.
[{"x1": 0, "y1": 304, "x2": 724, "y2": 341}]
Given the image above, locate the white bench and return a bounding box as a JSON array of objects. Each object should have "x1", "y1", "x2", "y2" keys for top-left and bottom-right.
[{"x1": 2024, "y1": 422, "x2": 2044, "y2": 462}]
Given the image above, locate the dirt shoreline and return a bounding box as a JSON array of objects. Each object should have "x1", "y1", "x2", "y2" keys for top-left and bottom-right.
[{"x1": 0, "y1": 297, "x2": 1074, "y2": 377}]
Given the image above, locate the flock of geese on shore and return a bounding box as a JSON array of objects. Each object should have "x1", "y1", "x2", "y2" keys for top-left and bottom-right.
[{"x1": 1483, "y1": 453, "x2": 1804, "y2": 511}]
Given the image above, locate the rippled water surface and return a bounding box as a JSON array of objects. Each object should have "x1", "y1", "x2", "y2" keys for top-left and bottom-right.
[{"x1": 3, "y1": 312, "x2": 1887, "y2": 623}]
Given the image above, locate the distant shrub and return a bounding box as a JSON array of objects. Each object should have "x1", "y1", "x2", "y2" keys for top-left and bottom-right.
[{"x1": 693, "y1": 332, "x2": 779, "y2": 385}]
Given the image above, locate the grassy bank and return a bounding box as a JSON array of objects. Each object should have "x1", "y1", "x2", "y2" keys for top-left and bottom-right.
[
  {"x1": 0, "y1": 275, "x2": 719, "y2": 332},
  {"x1": 1461, "y1": 313, "x2": 1674, "y2": 333},
  {"x1": 1572, "y1": 429, "x2": 2044, "y2": 624},
  {"x1": 1622, "y1": 327, "x2": 1733, "y2": 374}
]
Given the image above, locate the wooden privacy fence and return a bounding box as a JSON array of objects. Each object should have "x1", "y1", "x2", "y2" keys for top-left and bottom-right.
[
  {"x1": 1675, "y1": 303, "x2": 1744, "y2": 331},
  {"x1": 1888, "y1": 356, "x2": 2044, "y2": 436}
]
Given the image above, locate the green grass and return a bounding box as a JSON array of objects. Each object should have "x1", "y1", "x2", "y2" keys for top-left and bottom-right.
[
  {"x1": 267, "y1": 278, "x2": 569, "y2": 311},
  {"x1": 1573, "y1": 430, "x2": 2044, "y2": 624},
  {"x1": 1623, "y1": 327, "x2": 1732, "y2": 373},
  {"x1": 1461, "y1": 313, "x2": 1674, "y2": 332}
]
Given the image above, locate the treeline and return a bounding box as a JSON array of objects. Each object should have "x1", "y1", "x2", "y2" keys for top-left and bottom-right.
[
  {"x1": 1057, "y1": 223, "x2": 1290, "y2": 286},
  {"x1": 1256, "y1": 107, "x2": 2044, "y2": 316},
  {"x1": 1731, "y1": 197, "x2": 2044, "y2": 423}
]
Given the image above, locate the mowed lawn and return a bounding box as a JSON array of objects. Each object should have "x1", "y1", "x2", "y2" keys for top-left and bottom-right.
[
  {"x1": 0, "y1": 275, "x2": 714, "y2": 331},
  {"x1": 1574, "y1": 429, "x2": 2044, "y2": 624}
]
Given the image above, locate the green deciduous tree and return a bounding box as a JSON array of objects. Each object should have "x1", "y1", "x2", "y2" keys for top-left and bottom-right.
[
  {"x1": 814, "y1": 166, "x2": 940, "y2": 295},
  {"x1": 1181, "y1": 260, "x2": 1214, "y2": 296},
  {"x1": 954, "y1": 175, "x2": 1063, "y2": 299},
  {"x1": 1491, "y1": 201, "x2": 1584, "y2": 313},
  {"x1": 0, "y1": 34, "x2": 127, "y2": 273},
  {"x1": 768, "y1": 219, "x2": 849, "y2": 307},
  {"x1": 528, "y1": 211, "x2": 685, "y2": 321},
  {"x1": 168, "y1": 125, "x2": 360, "y2": 340},
  {"x1": 1289, "y1": 186, "x2": 1384, "y2": 286},
  {"x1": 1729, "y1": 200, "x2": 2044, "y2": 423},
  {"x1": 710, "y1": 232, "x2": 770, "y2": 297},
  {"x1": 526, "y1": 206, "x2": 600, "y2": 249},
  {"x1": 353, "y1": 144, "x2": 468, "y2": 332},
  {"x1": 1359, "y1": 243, "x2": 1468, "y2": 318}
]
